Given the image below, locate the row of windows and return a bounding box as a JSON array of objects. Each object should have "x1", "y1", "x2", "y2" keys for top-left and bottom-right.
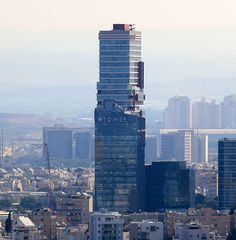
[
  {"x1": 100, "y1": 45, "x2": 141, "y2": 50},
  {"x1": 98, "y1": 90, "x2": 131, "y2": 94},
  {"x1": 100, "y1": 40, "x2": 129, "y2": 45},
  {"x1": 100, "y1": 68, "x2": 138, "y2": 73},
  {"x1": 100, "y1": 51, "x2": 129, "y2": 56},
  {"x1": 100, "y1": 62, "x2": 139, "y2": 68},
  {"x1": 100, "y1": 67, "x2": 130, "y2": 73},
  {"x1": 100, "y1": 73, "x2": 139, "y2": 79},
  {"x1": 99, "y1": 79, "x2": 129, "y2": 83},
  {"x1": 100, "y1": 51, "x2": 141, "y2": 56},
  {"x1": 100, "y1": 38, "x2": 141, "y2": 43},
  {"x1": 97, "y1": 95, "x2": 130, "y2": 101},
  {"x1": 100, "y1": 56, "x2": 141, "y2": 61},
  {"x1": 100, "y1": 73, "x2": 129, "y2": 78},
  {"x1": 97, "y1": 83, "x2": 129, "y2": 89}
]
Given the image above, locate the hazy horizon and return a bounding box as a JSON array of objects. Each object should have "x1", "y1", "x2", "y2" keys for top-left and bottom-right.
[{"x1": 1, "y1": 0, "x2": 236, "y2": 114}]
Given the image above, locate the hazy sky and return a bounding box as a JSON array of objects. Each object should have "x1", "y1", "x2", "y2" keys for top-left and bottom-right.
[
  {"x1": 1, "y1": 0, "x2": 236, "y2": 30},
  {"x1": 1, "y1": 0, "x2": 236, "y2": 114}
]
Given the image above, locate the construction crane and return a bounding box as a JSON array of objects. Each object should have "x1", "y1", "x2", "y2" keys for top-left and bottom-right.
[{"x1": 44, "y1": 143, "x2": 53, "y2": 240}]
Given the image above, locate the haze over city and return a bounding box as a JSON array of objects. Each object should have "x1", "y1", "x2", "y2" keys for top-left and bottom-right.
[{"x1": 1, "y1": 0, "x2": 236, "y2": 113}]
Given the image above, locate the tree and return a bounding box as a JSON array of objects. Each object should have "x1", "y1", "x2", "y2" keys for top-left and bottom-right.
[
  {"x1": 19, "y1": 196, "x2": 36, "y2": 210},
  {"x1": 5, "y1": 212, "x2": 12, "y2": 234}
]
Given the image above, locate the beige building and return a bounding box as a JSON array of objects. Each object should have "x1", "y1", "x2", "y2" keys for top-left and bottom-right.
[
  {"x1": 173, "y1": 222, "x2": 215, "y2": 240},
  {"x1": 56, "y1": 192, "x2": 93, "y2": 225},
  {"x1": 30, "y1": 208, "x2": 58, "y2": 239},
  {"x1": 56, "y1": 224, "x2": 88, "y2": 240},
  {"x1": 166, "y1": 208, "x2": 236, "y2": 239},
  {"x1": 12, "y1": 216, "x2": 40, "y2": 240}
]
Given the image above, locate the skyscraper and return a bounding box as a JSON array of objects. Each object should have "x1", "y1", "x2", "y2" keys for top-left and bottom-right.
[
  {"x1": 43, "y1": 125, "x2": 73, "y2": 160},
  {"x1": 95, "y1": 24, "x2": 145, "y2": 212},
  {"x1": 192, "y1": 98, "x2": 220, "y2": 129},
  {"x1": 218, "y1": 138, "x2": 236, "y2": 209},
  {"x1": 163, "y1": 96, "x2": 191, "y2": 129},
  {"x1": 161, "y1": 130, "x2": 192, "y2": 163},
  {"x1": 220, "y1": 95, "x2": 236, "y2": 128},
  {"x1": 145, "y1": 161, "x2": 195, "y2": 211}
]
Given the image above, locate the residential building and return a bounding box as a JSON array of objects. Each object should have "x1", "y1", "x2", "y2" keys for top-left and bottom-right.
[
  {"x1": 30, "y1": 208, "x2": 58, "y2": 239},
  {"x1": 89, "y1": 211, "x2": 124, "y2": 240},
  {"x1": 166, "y1": 208, "x2": 236, "y2": 239},
  {"x1": 57, "y1": 224, "x2": 88, "y2": 240},
  {"x1": 129, "y1": 221, "x2": 163, "y2": 240},
  {"x1": 173, "y1": 222, "x2": 215, "y2": 240},
  {"x1": 95, "y1": 24, "x2": 145, "y2": 212},
  {"x1": 12, "y1": 216, "x2": 40, "y2": 240},
  {"x1": 220, "y1": 95, "x2": 236, "y2": 128},
  {"x1": 192, "y1": 98, "x2": 220, "y2": 129},
  {"x1": 55, "y1": 193, "x2": 93, "y2": 225},
  {"x1": 163, "y1": 96, "x2": 191, "y2": 129}
]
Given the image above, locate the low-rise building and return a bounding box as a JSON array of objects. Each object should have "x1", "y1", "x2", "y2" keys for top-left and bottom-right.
[
  {"x1": 12, "y1": 216, "x2": 39, "y2": 240},
  {"x1": 173, "y1": 222, "x2": 215, "y2": 240},
  {"x1": 129, "y1": 220, "x2": 163, "y2": 240},
  {"x1": 89, "y1": 211, "x2": 124, "y2": 240},
  {"x1": 56, "y1": 193, "x2": 93, "y2": 225}
]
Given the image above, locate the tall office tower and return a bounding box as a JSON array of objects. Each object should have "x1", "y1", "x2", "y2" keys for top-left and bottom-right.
[
  {"x1": 161, "y1": 130, "x2": 192, "y2": 163},
  {"x1": 43, "y1": 125, "x2": 73, "y2": 160},
  {"x1": 192, "y1": 134, "x2": 208, "y2": 163},
  {"x1": 192, "y1": 98, "x2": 220, "y2": 129},
  {"x1": 145, "y1": 161, "x2": 195, "y2": 211},
  {"x1": 145, "y1": 135, "x2": 157, "y2": 163},
  {"x1": 218, "y1": 138, "x2": 236, "y2": 209},
  {"x1": 89, "y1": 212, "x2": 124, "y2": 240},
  {"x1": 220, "y1": 95, "x2": 236, "y2": 128},
  {"x1": 75, "y1": 131, "x2": 93, "y2": 162},
  {"x1": 163, "y1": 96, "x2": 191, "y2": 129},
  {"x1": 208, "y1": 100, "x2": 220, "y2": 128},
  {"x1": 95, "y1": 24, "x2": 145, "y2": 212}
]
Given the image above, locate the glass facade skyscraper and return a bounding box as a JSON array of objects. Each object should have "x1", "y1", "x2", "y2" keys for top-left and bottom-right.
[
  {"x1": 95, "y1": 24, "x2": 145, "y2": 212},
  {"x1": 145, "y1": 161, "x2": 195, "y2": 211},
  {"x1": 218, "y1": 138, "x2": 236, "y2": 209}
]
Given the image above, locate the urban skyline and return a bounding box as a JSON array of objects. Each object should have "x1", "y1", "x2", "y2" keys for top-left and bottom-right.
[{"x1": 1, "y1": 1, "x2": 236, "y2": 238}]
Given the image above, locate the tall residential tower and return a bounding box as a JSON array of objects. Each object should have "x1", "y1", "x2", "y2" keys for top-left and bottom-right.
[{"x1": 95, "y1": 24, "x2": 145, "y2": 212}]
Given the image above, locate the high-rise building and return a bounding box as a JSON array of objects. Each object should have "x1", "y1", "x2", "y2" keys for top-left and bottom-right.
[
  {"x1": 161, "y1": 130, "x2": 192, "y2": 163},
  {"x1": 218, "y1": 138, "x2": 236, "y2": 209},
  {"x1": 192, "y1": 134, "x2": 208, "y2": 163},
  {"x1": 192, "y1": 98, "x2": 220, "y2": 129},
  {"x1": 220, "y1": 95, "x2": 236, "y2": 128},
  {"x1": 95, "y1": 24, "x2": 145, "y2": 212},
  {"x1": 208, "y1": 100, "x2": 220, "y2": 129},
  {"x1": 89, "y1": 212, "x2": 124, "y2": 240},
  {"x1": 145, "y1": 135, "x2": 157, "y2": 163},
  {"x1": 75, "y1": 131, "x2": 93, "y2": 161},
  {"x1": 43, "y1": 125, "x2": 73, "y2": 160},
  {"x1": 163, "y1": 96, "x2": 191, "y2": 129},
  {"x1": 145, "y1": 161, "x2": 195, "y2": 211}
]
